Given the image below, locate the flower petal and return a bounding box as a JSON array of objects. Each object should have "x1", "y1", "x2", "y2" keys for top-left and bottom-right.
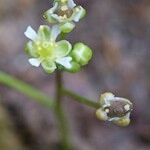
[
  {"x1": 43, "y1": 2, "x2": 59, "y2": 23},
  {"x1": 41, "y1": 60, "x2": 57, "y2": 73},
  {"x1": 56, "y1": 56, "x2": 72, "y2": 69},
  {"x1": 72, "y1": 6, "x2": 86, "y2": 22},
  {"x1": 51, "y1": 14, "x2": 62, "y2": 22},
  {"x1": 50, "y1": 25, "x2": 61, "y2": 41},
  {"x1": 108, "y1": 117, "x2": 120, "y2": 122},
  {"x1": 55, "y1": 40, "x2": 72, "y2": 57},
  {"x1": 28, "y1": 58, "x2": 41, "y2": 67},
  {"x1": 49, "y1": 2, "x2": 58, "y2": 13},
  {"x1": 25, "y1": 41, "x2": 38, "y2": 57},
  {"x1": 24, "y1": 26, "x2": 37, "y2": 41},
  {"x1": 113, "y1": 113, "x2": 130, "y2": 127},
  {"x1": 96, "y1": 108, "x2": 108, "y2": 121},
  {"x1": 38, "y1": 25, "x2": 51, "y2": 41},
  {"x1": 100, "y1": 92, "x2": 115, "y2": 106},
  {"x1": 68, "y1": 0, "x2": 76, "y2": 8}
]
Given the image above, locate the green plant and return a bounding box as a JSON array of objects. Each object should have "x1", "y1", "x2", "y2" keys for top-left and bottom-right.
[{"x1": 0, "y1": 0, "x2": 133, "y2": 149}]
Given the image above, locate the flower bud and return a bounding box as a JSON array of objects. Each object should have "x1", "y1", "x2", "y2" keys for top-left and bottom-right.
[
  {"x1": 60, "y1": 22, "x2": 75, "y2": 33},
  {"x1": 71, "y1": 43, "x2": 92, "y2": 66},
  {"x1": 65, "y1": 61, "x2": 81, "y2": 73}
]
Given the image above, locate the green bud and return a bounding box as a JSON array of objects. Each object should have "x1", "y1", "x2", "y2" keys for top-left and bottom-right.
[
  {"x1": 71, "y1": 43, "x2": 92, "y2": 66},
  {"x1": 60, "y1": 22, "x2": 75, "y2": 33},
  {"x1": 66, "y1": 61, "x2": 81, "y2": 73}
]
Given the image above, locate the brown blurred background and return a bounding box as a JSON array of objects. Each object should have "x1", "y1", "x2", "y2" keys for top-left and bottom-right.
[{"x1": 0, "y1": 0, "x2": 150, "y2": 149}]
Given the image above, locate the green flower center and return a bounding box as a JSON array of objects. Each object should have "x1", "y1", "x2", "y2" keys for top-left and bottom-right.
[{"x1": 36, "y1": 41, "x2": 56, "y2": 59}]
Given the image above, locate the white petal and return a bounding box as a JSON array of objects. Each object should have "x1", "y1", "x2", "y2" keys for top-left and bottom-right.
[
  {"x1": 73, "y1": 7, "x2": 85, "y2": 22},
  {"x1": 73, "y1": 11, "x2": 82, "y2": 22},
  {"x1": 73, "y1": 15, "x2": 80, "y2": 22},
  {"x1": 96, "y1": 108, "x2": 108, "y2": 121},
  {"x1": 28, "y1": 58, "x2": 41, "y2": 67},
  {"x1": 49, "y1": 2, "x2": 58, "y2": 13},
  {"x1": 68, "y1": 0, "x2": 76, "y2": 8},
  {"x1": 56, "y1": 57, "x2": 72, "y2": 68},
  {"x1": 108, "y1": 117, "x2": 120, "y2": 122},
  {"x1": 104, "y1": 93, "x2": 115, "y2": 104},
  {"x1": 24, "y1": 26, "x2": 37, "y2": 41},
  {"x1": 51, "y1": 14, "x2": 62, "y2": 22},
  {"x1": 51, "y1": 25, "x2": 61, "y2": 41}
]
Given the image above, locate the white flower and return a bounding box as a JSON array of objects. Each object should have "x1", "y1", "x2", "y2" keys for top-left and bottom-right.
[
  {"x1": 43, "y1": 0, "x2": 86, "y2": 33},
  {"x1": 24, "y1": 25, "x2": 72, "y2": 73}
]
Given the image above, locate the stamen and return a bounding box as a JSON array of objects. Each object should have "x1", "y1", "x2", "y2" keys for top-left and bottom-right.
[
  {"x1": 61, "y1": 6, "x2": 68, "y2": 11},
  {"x1": 105, "y1": 109, "x2": 110, "y2": 113},
  {"x1": 124, "y1": 104, "x2": 130, "y2": 111},
  {"x1": 43, "y1": 42, "x2": 49, "y2": 48}
]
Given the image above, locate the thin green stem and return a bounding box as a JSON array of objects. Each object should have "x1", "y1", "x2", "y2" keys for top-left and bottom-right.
[
  {"x1": 62, "y1": 88, "x2": 100, "y2": 109},
  {"x1": 0, "y1": 71, "x2": 54, "y2": 109},
  {"x1": 55, "y1": 71, "x2": 71, "y2": 150}
]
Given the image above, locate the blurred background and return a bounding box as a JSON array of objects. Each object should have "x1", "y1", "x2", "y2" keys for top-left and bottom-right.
[{"x1": 0, "y1": 0, "x2": 150, "y2": 149}]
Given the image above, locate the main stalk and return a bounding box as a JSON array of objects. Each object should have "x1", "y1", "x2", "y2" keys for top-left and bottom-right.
[{"x1": 55, "y1": 71, "x2": 71, "y2": 150}]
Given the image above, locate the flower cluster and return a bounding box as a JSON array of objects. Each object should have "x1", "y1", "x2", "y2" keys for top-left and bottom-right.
[
  {"x1": 24, "y1": 0, "x2": 92, "y2": 74},
  {"x1": 96, "y1": 92, "x2": 133, "y2": 127}
]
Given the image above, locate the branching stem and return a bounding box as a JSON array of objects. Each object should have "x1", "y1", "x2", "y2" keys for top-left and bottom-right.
[
  {"x1": 0, "y1": 71, "x2": 54, "y2": 109},
  {"x1": 62, "y1": 88, "x2": 100, "y2": 109}
]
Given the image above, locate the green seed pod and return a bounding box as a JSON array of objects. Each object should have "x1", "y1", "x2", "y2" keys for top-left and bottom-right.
[
  {"x1": 71, "y1": 43, "x2": 92, "y2": 66},
  {"x1": 96, "y1": 92, "x2": 133, "y2": 127}
]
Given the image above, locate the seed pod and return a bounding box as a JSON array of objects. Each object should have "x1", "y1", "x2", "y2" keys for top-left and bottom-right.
[{"x1": 96, "y1": 92, "x2": 133, "y2": 127}]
